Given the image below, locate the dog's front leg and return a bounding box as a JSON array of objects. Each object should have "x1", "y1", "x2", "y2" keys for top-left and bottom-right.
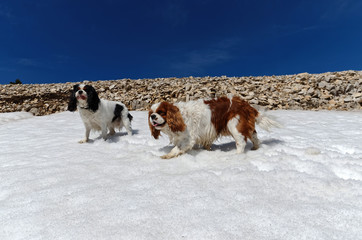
[
  {"x1": 79, "y1": 126, "x2": 91, "y2": 143},
  {"x1": 161, "y1": 146, "x2": 184, "y2": 159},
  {"x1": 101, "y1": 123, "x2": 108, "y2": 141},
  {"x1": 161, "y1": 139, "x2": 194, "y2": 159}
]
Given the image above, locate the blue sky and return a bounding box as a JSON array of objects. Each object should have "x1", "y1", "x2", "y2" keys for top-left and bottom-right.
[{"x1": 1, "y1": 0, "x2": 362, "y2": 84}]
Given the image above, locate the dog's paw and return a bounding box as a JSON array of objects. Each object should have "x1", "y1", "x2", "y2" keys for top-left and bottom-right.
[
  {"x1": 203, "y1": 145, "x2": 212, "y2": 151},
  {"x1": 78, "y1": 139, "x2": 88, "y2": 144},
  {"x1": 160, "y1": 154, "x2": 173, "y2": 159}
]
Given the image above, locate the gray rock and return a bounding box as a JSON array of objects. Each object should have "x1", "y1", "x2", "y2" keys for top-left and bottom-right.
[
  {"x1": 29, "y1": 108, "x2": 39, "y2": 115},
  {"x1": 318, "y1": 81, "x2": 328, "y2": 89},
  {"x1": 345, "y1": 84, "x2": 354, "y2": 93}
]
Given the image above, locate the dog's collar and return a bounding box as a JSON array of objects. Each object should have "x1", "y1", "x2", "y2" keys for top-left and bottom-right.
[
  {"x1": 79, "y1": 106, "x2": 91, "y2": 111},
  {"x1": 79, "y1": 106, "x2": 97, "y2": 113}
]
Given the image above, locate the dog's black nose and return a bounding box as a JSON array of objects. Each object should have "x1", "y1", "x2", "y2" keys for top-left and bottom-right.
[
  {"x1": 78, "y1": 90, "x2": 83, "y2": 94},
  {"x1": 151, "y1": 114, "x2": 157, "y2": 120}
]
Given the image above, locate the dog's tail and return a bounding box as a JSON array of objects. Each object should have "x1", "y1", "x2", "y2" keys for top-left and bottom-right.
[{"x1": 255, "y1": 108, "x2": 282, "y2": 131}]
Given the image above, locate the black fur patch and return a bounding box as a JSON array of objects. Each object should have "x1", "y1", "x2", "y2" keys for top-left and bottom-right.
[
  {"x1": 112, "y1": 104, "x2": 124, "y2": 122},
  {"x1": 128, "y1": 113, "x2": 133, "y2": 122},
  {"x1": 67, "y1": 84, "x2": 79, "y2": 112},
  {"x1": 85, "y1": 85, "x2": 100, "y2": 112}
]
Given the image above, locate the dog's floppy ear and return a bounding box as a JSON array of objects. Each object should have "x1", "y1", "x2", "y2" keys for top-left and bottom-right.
[
  {"x1": 86, "y1": 85, "x2": 100, "y2": 112},
  {"x1": 67, "y1": 84, "x2": 78, "y2": 112},
  {"x1": 166, "y1": 103, "x2": 186, "y2": 132},
  {"x1": 148, "y1": 110, "x2": 161, "y2": 139}
]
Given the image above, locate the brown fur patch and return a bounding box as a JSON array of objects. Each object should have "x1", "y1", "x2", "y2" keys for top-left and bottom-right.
[
  {"x1": 204, "y1": 96, "x2": 259, "y2": 140},
  {"x1": 204, "y1": 96, "x2": 232, "y2": 134},
  {"x1": 148, "y1": 110, "x2": 161, "y2": 139},
  {"x1": 157, "y1": 102, "x2": 186, "y2": 132}
]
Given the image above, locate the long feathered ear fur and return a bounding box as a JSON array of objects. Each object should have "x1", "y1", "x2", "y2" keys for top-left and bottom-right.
[
  {"x1": 67, "y1": 84, "x2": 78, "y2": 112},
  {"x1": 166, "y1": 103, "x2": 186, "y2": 132},
  {"x1": 148, "y1": 110, "x2": 161, "y2": 139},
  {"x1": 86, "y1": 85, "x2": 100, "y2": 112}
]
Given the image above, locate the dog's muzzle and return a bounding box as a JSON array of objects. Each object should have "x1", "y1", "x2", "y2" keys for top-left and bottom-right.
[{"x1": 150, "y1": 114, "x2": 165, "y2": 127}]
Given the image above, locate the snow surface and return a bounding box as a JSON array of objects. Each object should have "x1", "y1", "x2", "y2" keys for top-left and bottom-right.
[{"x1": 1, "y1": 110, "x2": 362, "y2": 240}]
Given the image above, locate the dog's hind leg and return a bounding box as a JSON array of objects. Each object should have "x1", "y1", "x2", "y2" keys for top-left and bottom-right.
[
  {"x1": 250, "y1": 130, "x2": 260, "y2": 150},
  {"x1": 203, "y1": 144, "x2": 212, "y2": 151},
  {"x1": 122, "y1": 114, "x2": 133, "y2": 135},
  {"x1": 109, "y1": 127, "x2": 116, "y2": 135},
  {"x1": 227, "y1": 117, "x2": 246, "y2": 154}
]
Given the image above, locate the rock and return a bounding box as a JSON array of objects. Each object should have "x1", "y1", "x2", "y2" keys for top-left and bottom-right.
[
  {"x1": 344, "y1": 97, "x2": 353, "y2": 103},
  {"x1": 325, "y1": 84, "x2": 335, "y2": 91},
  {"x1": 321, "y1": 93, "x2": 332, "y2": 100},
  {"x1": 29, "y1": 108, "x2": 39, "y2": 115},
  {"x1": 185, "y1": 84, "x2": 192, "y2": 91},
  {"x1": 307, "y1": 87, "x2": 315, "y2": 95},
  {"x1": 345, "y1": 84, "x2": 354, "y2": 93},
  {"x1": 335, "y1": 80, "x2": 343, "y2": 85},
  {"x1": 324, "y1": 74, "x2": 334, "y2": 82},
  {"x1": 352, "y1": 93, "x2": 362, "y2": 99},
  {"x1": 250, "y1": 99, "x2": 259, "y2": 105},
  {"x1": 0, "y1": 71, "x2": 361, "y2": 115},
  {"x1": 318, "y1": 81, "x2": 328, "y2": 89}
]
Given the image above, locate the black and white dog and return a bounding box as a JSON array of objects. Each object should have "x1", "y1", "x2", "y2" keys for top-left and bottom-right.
[{"x1": 68, "y1": 84, "x2": 133, "y2": 143}]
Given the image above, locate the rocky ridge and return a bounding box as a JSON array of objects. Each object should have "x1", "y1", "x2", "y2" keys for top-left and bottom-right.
[{"x1": 1, "y1": 71, "x2": 361, "y2": 116}]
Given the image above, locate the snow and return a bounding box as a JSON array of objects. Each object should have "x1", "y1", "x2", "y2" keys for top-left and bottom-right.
[{"x1": 1, "y1": 110, "x2": 362, "y2": 240}]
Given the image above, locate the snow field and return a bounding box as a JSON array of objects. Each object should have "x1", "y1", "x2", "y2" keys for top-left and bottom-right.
[{"x1": 0, "y1": 110, "x2": 361, "y2": 239}]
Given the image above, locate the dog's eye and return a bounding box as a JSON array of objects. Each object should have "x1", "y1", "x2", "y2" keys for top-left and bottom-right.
[
  {"x1": 158, "y1": 111, "x2": 165, "y2": 115},
  {"x1": 83, "y1": 86, "x2": 87, "y2": 90}
]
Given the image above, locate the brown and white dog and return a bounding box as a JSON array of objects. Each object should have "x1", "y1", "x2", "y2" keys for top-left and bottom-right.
[{"x1": 148, "y1": 96, "x2": 280, "y2": 159}]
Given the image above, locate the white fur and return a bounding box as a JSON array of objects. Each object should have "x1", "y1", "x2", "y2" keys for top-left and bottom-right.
[
  {"x1": 70, "y1": 84, "x2": 132, "y2": 143},
  {"x1": 78, "y1": 100, "x2": 132, "y2": 143},
  {"x1": 256, "y1": 112, "x2": 282, "y2": 131},
  {"x1": 150, "y1": 99, "x2": 280, "y2": 159},
  {"x1": 150, "y1": 100, "x2": 230, "y2": 159}
]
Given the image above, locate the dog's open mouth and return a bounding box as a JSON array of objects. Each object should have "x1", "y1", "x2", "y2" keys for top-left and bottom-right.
[
  {"x1": 77, "y1": 95, "x2": 87, "y2": 100},
  {"x1": 152, "y1": 121, "x2": 165, "y2": 127}
]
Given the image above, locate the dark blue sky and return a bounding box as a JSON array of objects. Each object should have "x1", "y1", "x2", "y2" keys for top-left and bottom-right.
[{"x1": 1, "y1": 0, "x2": 362, "y2": 84}]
